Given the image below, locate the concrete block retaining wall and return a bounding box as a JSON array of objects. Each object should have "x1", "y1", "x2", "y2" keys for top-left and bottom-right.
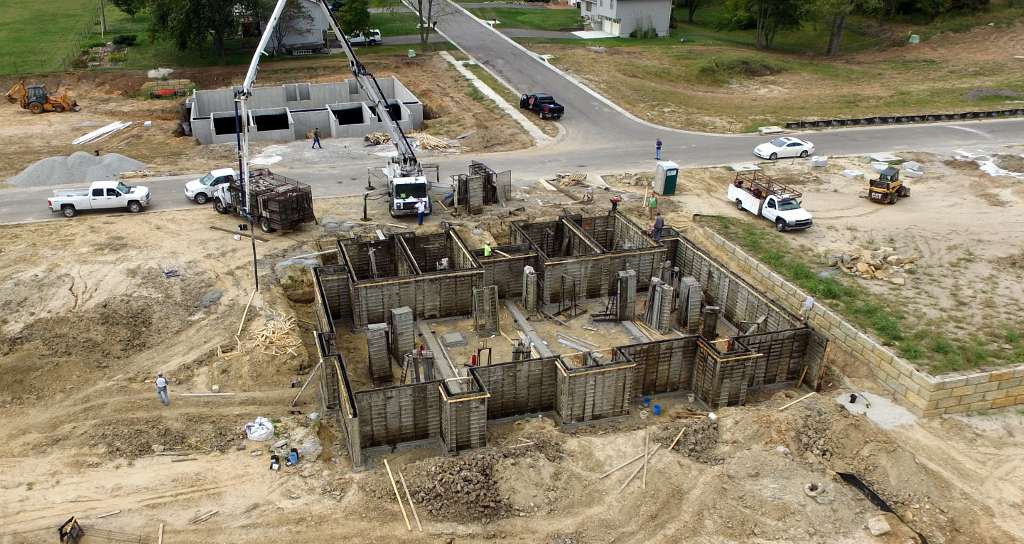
[{"x1": 687, "y1": 226, "x2": 1024, "y2": 416}]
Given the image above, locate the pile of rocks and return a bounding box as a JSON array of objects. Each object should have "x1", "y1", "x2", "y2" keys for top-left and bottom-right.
[
  {"x1": 407, "y1": 450, "x2": 512, "y2": 522},
  {"x1": 827, "y1": 247, "x2": 917, "y2": 285},
  {"x1": 656, "y1": 417, "x2": 722, "y2": 464}
]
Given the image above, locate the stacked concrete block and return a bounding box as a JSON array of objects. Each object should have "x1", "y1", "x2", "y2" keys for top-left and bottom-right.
[
  {"x1": 522, "y1": 266, "x2": 538, "y2": 314},
  {"x1": 367, "y1": 323, "x2": 391, "y2": 382},
  {"x1": 389, "y1": 306, "x2": 415, "y2": 361},
  {"x1": 616, "y1": 269, "x2": 637, "y2": 321}
]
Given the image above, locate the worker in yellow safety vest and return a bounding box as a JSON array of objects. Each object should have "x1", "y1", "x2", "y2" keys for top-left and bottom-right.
[{"x1": 483, "y1": 243, "x2": 492, "y2": 257}]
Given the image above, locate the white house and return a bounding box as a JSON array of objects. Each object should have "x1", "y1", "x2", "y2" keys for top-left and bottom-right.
[{"x1": 580, "y1": 0, "x2": 672, "y2": 38}]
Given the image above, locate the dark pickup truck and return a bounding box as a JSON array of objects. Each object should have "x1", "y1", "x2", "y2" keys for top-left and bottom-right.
[{"x1": 519, "y1": 93, "x2": 564, "y2": 120}]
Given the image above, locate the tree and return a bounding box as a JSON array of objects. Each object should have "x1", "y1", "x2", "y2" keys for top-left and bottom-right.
[
  {"x1": 725, "y1": 0, "x2": 804, "y2": 49},
  {"x1": 149, "y1": 0, "x2": 238, "y2": 64},
  {"x1": 338, "y1": 0, "x2": 371, "y2": 35},
  {"x1": 811, "y1": 0, "x2": 879, "y2": 56},
  {"x1": 111, "y1": 0, "x2": 146, "y2": 19},
  {"x1": 272, "y1": 0, "x2": 315, "y2": 53},
  {"x1": 678, "y1": 0, "x2": 700, "y2": 23}
]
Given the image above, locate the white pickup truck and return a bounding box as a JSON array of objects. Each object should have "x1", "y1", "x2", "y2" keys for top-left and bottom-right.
[
  {"x1": 48, "y1": 180, "x2": 151, "y2": 218},
  {"x1": 184, "y1": 168, "x2": 236, "y2": 204},
  {"x1": 727, "y1": 172, "x2": 812, "y2": 232}
]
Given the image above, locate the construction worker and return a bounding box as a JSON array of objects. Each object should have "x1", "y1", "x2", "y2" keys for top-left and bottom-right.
[
  {"x1": 800, "y1": 295, "x2": 815, "y2": 322},
  {"x1": 651, "y1": 212, "x2": 665, "y2": 242},
  {"x1": 647, "y1": 193, "x2": 658, "y2": 219},
  {"x1": 655, "y1": 138, "x2": 663, "y2": 160},
  {"x1": 483, "y1": 242, "x2": 492, "y2": 257},
  {"x1": 312, "y1": 127, "x2": 322, "y2": 149},
  {"x1": 155, "y1": 373, "x2": 170, "y2": 406},
  {"x1": 415, "y1": 199, "x2": 427, "y2": 225}
]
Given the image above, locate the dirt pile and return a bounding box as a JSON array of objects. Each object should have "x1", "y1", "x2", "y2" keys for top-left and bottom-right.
[
  {"x1": 88, "y1": 415, "x2": 241, "y2": 459},
  {"x1": 7, "y1": 151, "x2": 146, "y2": 187},
  {"x1": 6, "y1": 272, "x2": 208, "y2": 361}
]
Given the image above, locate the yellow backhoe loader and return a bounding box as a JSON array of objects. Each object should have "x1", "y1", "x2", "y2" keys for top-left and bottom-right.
[{"x1": 5, "y1": 81, "x2": 79, "y2": 114}]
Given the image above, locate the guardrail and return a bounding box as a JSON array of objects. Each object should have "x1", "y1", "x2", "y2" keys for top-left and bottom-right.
[{"x1": 784, "y1": 108, "x2": 1024, "y2": 130}]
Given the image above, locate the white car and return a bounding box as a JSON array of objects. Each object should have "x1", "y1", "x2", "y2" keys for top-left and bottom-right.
[
  {"x1": 185, "y1": 168, "x2": 236, "y2": 204},
  {"x1": 753, "y1": 137, "x2": 815, "y2": 160}
]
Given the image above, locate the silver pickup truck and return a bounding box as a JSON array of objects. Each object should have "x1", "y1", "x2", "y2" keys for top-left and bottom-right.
[{"x1": 48, "y1": 180, "x2": 152, "y2": 217}]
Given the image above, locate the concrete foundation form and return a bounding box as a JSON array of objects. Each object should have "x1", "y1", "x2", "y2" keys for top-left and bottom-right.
[
  {"x1": 187, "y1": 77, "x2": 424, "y2": 144},
  {"x1": 308, "y1": 217, "x2": 831, "y2": 469}
]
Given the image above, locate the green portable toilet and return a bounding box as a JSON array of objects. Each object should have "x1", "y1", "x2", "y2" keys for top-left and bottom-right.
[{"x1": 654, "y1": 161, "x2": 679, "y2": 196}]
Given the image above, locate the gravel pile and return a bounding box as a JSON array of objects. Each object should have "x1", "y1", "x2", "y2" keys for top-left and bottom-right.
[{"x1": 8, "y1": 151, "x2": 146, "y2": 187}]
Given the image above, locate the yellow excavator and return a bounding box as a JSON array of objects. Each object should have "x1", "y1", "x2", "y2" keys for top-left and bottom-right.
[{"x1": 5, "y1": 80, "x2": 79, "y2": 114}]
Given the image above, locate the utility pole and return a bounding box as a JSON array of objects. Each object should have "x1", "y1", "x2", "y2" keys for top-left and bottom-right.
[{"x1": 99, "y1": 0, "x2": 107, "y2": 38}]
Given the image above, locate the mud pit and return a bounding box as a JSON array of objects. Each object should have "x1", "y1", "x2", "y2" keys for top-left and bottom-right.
[{"x1": 0, "y1": 187, "x2": 1022, "y2": 543}]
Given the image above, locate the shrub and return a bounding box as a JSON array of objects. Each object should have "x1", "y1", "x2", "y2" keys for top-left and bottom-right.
[
  {"x1": 113, "y1": 34, "x2": 138, "y2": 46},
  {"x1": 697, "y1": 57, "x2": 785, "y2": 81}
]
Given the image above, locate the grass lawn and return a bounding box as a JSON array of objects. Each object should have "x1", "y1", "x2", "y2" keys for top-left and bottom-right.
[
  {"x1": 371, "y1": 12, "x2": 421, "y2": 36},
  {"x1": 469, "y1": 7, "x2": 581, "y2": 31},
  {"x1": 532, "y1": 26, "x2": 1024, "y2": 132},
  {"x1": 0, "y1": 0, "x2": 101, "y2": 75},
  {"x1": 705, "y1": 216, "x2": 1024, "y2": 374}
]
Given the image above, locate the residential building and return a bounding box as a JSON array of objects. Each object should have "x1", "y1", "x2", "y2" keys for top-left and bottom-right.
[{"x1": 580, "y1": 0, "x2": 672, "y2": 38}]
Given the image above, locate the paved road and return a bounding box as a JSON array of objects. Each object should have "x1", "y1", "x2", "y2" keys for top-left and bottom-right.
[{"x1": 3, "y1": 1, "x2": 1022, "y2": 225}]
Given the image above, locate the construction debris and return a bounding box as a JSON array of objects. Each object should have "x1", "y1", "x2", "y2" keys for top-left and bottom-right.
[
  {"x1": 241, "y1": 311, "x2": 301, "y2": 356},
  {"x1": 365, "y1": 131, "x2": 391, "y2": 145},
  {"x1": 826, "y1": 247, "x2": 918, "y2": 284},
  {"x1": 365, "y1": 131, "x2": 451, "y2": 151},
  {"x1": 411, "y1": 132, "x2": 451, "y2": 151},
  {"x1": 73, "y1": 121, "x2": 132, "y2": 145},
  {"x1": 553, "y1": 172, "x2": 588, "y2": 187}
]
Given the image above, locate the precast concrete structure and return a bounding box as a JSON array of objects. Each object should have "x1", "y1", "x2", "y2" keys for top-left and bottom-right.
[{"x1": 186, "y1": 78, "x2": 424, "y2": 144}]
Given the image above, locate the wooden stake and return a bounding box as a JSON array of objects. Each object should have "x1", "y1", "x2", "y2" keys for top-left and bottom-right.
[
  {"x1": 778, "y1": 392, "x2": 816, "y2": 412},
  {"x1": 796, "y1": 366, "x2": 808, "y2": 389},
  {"x1": 617, "y1": 444, "x2": 660, "y2": 495},
  {"x1": 642, "y1": 427, "x2": 650, "y2": 489},
  {"x1": 667, "y1": 427, "x2": 686, "y2": 452},
  {"x1": 157, "y1": 523, "x2": 164, "y2": 544},
  {"x1": 237, "y1": 289, "x2": 257, "y2": 337},
  {"x1": 290, "y1": 361, "x2": 323, "y2": 407},
  {"x1": 209, "y1": 225, "x2": 269, "y2": 242},
  {"x1": 383, "y1": 459, "x2": 412, "y2": 532},
  {"x1": 189, "y1": 510, "x2": 218, "y2": 524},
  {"x1": 96, "y1": 510, "x2": 120, "y2": 519},
  {"x1": 398, "y1": 470, "x2": 423, "y2": 532},
  {"x1": 599, "y1": 451, "x2": 647, "y2": 479}
]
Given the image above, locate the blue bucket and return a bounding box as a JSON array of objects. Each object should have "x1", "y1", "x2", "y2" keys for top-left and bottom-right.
[
  {"x1": 652, "y1": 404, "x2": 663, "y2": 416},
  {"x1": 642, "y1": 396, "x2": 651, "y2": 407}
]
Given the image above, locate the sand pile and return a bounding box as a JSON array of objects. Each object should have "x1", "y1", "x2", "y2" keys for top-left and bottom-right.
[{"x1": 8, "y1": 151, "x2": 146, "y2": 187}]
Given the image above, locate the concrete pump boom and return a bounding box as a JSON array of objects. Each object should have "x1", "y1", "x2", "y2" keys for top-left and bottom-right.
[{"x1": 314, "y1": 0, "x2": 421, "y2": 176}]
